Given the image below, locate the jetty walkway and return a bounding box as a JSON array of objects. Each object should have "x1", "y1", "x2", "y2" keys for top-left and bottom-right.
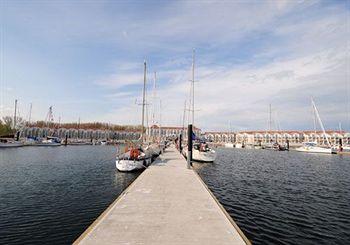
[{"x1": 74, "y1": 145, "x2": 250, "y2": 245}]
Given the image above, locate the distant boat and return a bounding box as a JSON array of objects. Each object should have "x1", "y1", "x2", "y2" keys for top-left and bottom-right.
[
  {"x1": 224, "y1": 143, "x2": 234, "y2": 148},
  {"x1": 0, "y1": 139, "x2": 23, "y2": 148},
  {"x1": 235, "y1": 143, "x2": 243, "y2": 148},
  {"x1": 264, "y1": 142, "x2": 288, "y2": 151},
  {"x1": 296, "y1": 141, "x2": 335, "y2": 154},
  {"x1": 35, "y1": 137, "x2": 61, "y2": 146},
  {"x1": 296, "y1": 98, "x2": 335, "y2": 154}
]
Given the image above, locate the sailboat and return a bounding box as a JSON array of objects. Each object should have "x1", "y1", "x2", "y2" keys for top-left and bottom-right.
[
  {"x1": 34, "y1": 106, "x2": 61, "y2": 146},
  {"x1": 185, "y1": 49, "x2": 216, "y2": 162},
  {"x1": 296, "y1": 98, "x2": 336, "y2": 154},
  {"x1": 0, "y1": 99, "x2": 24, "y2": 148},
  {"x1": 262, "y1": 104, "x2": 288, "y2": 151},
  {"x1": 116, "y1": 61, "x2": 153, "y2": 172}
]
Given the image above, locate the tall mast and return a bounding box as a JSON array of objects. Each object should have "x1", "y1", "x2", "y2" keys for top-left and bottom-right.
[
  {"x1": 182, "y1": 100, "x2": 187, "y2": 132},
  {"x1": 28, "y1": 103, "x2": 32, "y2": 125},
  {"x1": 159, "y1": 99, "x2": 162, "y2": 141},
  {"x1": 311, "y1": 98, "x2": 331, "y2": 147},
  {"x1": 312, "y1": 100, "x2": 317, "y2": 134},
  {"x1": 141, "y1": 60, "x2": 147, "y2": 142},
  {"x1": 268, "y1": 104, "x2": 272, "y2": 132},
  {"x1": 191, "y1": 49, "x2": 195, "y2": 125},
  {"x1": 13, "y1": 99, "x2": 18, "y2": 129},
  {"x1": 152, "y1": 72, "x2": 157, "y2": 126}
]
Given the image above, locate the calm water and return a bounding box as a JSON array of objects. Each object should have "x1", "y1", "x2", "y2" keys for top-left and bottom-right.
[
  {"x1": 0, "y1": 145, "x2": 140, "y2": 244},
  {"x1": 194, "y1": 148, "x2": 350, "y2": 245},
  {"x1": 1, "y1": 146, "x2": 350, "y2": 244}
]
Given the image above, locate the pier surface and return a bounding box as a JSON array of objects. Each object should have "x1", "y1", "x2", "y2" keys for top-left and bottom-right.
[{"x1": 74, "y1": 146, "x2": 250, "y2": 245}]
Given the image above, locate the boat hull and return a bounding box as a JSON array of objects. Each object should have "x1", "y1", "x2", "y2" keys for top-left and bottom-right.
[
  {"x1": 116, "y1": 159, "x2": 145, "y2": 172},
  {"x1": 295, "y1": 146, "x2": 335, "y2": 154},
  {"x1": 0, "y1": 142, "x2": 23, "y2": 148},
  {"x1": 192, "y1": 149, "x2": 216, "y2": 162}
]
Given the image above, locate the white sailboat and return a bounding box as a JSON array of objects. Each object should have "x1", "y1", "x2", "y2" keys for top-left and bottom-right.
[
  {"x1": 296, "y1": 99, "x2": 336, "y2": 154},
  {"x1": 187, "y1": 49, "x2": 216, "y2": 162},
  {"x1": 116, "y1": 61, "x2": 153, "y2": 172}
]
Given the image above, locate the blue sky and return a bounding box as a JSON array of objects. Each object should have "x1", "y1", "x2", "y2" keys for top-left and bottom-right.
[{"x1": 1, "y1": 0, "x2": 349, "y2": 131}]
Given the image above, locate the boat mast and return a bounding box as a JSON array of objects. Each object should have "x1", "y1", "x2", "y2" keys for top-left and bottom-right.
[
  {"x1": 13, "y1": 99, "x2": 18, "y2": 129},
  {"x1": 141, "y1": 61, "x2": 147, "y2": 142},
  {"x1": 312, "y1": 101, "x2": 317, "y2": 134},
  {"x1": 311, "y1": 98, "x2": 331, "y2": 147},
  {"x1": 159, "y1": 99, "x2": 162, "y2": 142},
  {"x1": 182, "y1": 100, "x2": 187, "y2": 132},
  {"x1": 191, "y1": 49, "x2": 195, "y2": 126},
  {"x1": 269, "y1": 103, "x2": 272, "y2": 132},
  {"x1": 152, "y1": 72, "x2": 157, "y2": 126}
]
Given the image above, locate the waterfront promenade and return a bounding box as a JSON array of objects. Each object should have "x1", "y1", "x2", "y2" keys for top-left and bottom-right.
[{"x1": 74, "y1": 145, "x2": 250, "y2": 245}]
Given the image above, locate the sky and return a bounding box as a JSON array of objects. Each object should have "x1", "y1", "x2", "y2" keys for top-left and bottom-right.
[{"x1": 1, "y1": 0, "x2": 349, "y2": 131}]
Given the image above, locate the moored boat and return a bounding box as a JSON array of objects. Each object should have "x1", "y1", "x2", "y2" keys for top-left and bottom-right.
[
  {"x1": 116, "y1": 147, "x2": 151, "y2": 172},
  {"x1": 193, "y1": 142, "x2": 216, "y2": 162},
  {"x1": 296, "y1": 142, "x2": 335, "y2": 154},
  {"x1": 0, "y1": 139, "x2": 23, "y2": 148},
  {"x1": 296, "y1": 98, "x2": 335, "y2": 155}
]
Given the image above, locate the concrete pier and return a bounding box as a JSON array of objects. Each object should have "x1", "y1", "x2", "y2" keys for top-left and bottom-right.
[{"x1": 74, "y1": 145, "x2": 250, "y2": 245}]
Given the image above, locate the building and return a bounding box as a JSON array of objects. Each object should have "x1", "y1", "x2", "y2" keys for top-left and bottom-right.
[
  {"x1": 149, "y1": 125, "x2": 201, "y2": 139},
  {"x1": 204, "y1": 130, "x2": 349, "y2": 146}
]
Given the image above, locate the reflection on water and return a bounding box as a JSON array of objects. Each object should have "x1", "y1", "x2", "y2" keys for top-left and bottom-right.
[
  {"x1": 0, "y1": 145, "x2": 140, "y2": 244},
  {"x1": 194, "y1": 148, "x2": 350, "y2": 245}
]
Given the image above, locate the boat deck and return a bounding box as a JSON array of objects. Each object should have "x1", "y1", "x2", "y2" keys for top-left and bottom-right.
[{"x1": 74, "y1": 145, "x2": 250, "y2": 245}]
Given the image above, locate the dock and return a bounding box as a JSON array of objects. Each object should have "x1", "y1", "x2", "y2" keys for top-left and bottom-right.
[{"x1": 74, "y1": 145, "x2": 251, "y2": 245}]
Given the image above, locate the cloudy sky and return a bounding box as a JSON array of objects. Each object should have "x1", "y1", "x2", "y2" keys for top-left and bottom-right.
[{"x1": 1, "y1": 0, "x2": 349, "y2": 131}]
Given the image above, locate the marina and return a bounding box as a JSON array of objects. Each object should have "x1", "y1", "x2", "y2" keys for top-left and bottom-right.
[
  {"x1": 1, "y1": 145, "x2": 349, "y2": 244},
  {"x1": 2, "y1": 1, "x2": 349, "y2": 244}
]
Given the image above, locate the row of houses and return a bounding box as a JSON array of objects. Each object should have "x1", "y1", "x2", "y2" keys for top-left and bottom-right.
[
  {"x1": 19, "y1": 126, "x2": 350, "y2": 146},
  {"x1": 20, "y1": 127, "x2": 141, "y2": 141},
  {"x1": 204, "y1": 131, "x2": 350, "y2": 146}
]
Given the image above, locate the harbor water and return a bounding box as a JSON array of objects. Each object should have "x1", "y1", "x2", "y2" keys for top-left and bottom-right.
[
  {"x1": 194, "y1": 148, "x2": 350, "y2": 245},
  {"x1": 1, "y1": 146, "x2": 350, "y2": 244},
  {"x1": 0, "y1": 145, "x2": 140, "y2": 244}
]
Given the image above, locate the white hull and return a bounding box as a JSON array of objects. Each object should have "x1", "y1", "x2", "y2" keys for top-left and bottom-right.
[
  {"x1": 341, "y1": 145, "x2": 350, "y2": 152},
  {"x1": 0, "y1": 142, "x2": 23, "y2": 148},
  {"x1": 192, "y1": 149, "x2": 216, "y2": 162},
  {"x1": 116, "y1": 159, "x2": 145, "y2": 172},
  {"x1": 235, "y1": 143, "x2": 243, "y2": 148},
  {"x1": 224, "y1": 143, "x2": 234, "y2": 148},
  {"x1": 295, "y1": 146, "x2": 334, "y2": 154}
]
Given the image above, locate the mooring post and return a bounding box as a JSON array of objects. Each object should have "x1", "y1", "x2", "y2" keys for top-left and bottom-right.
[
  {"x1": 179, "y1": 133, "x2": 182, "y2": 152},
  {"x1": 286, "y1": 139, "x2": 289, "y2": 150},
  {"x1": 65, "y1": 135, "x2": 68, "y2": 146},
  {"x1": 187, "y1": 124, "x2": 193, "y2": 169}
]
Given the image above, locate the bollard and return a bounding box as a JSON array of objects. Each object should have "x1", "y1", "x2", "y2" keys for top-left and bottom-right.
[
  {"x1": 187, "y1": 124, "x2": 193, "y2": 169},
  {"x1": 179, "y1": 133, "x2": 182, "y2": 152},
  {"x1": 339, "y1": 138, "x2": 343, "y2": 152}
]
